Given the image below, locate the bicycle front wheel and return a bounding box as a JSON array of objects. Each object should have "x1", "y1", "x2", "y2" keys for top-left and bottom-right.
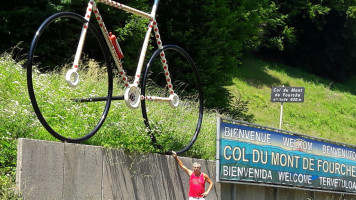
[
  {"x1": 141, "y1": 45, "x2": 203, "y2": 154},
  {"x1": 27, "y1": 12, "x2": 113, "y2": 142}
]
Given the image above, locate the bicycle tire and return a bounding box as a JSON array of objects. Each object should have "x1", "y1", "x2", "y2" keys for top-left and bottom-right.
[
  {"x1": 27, "y1": 12, "x2": 113, "y2": 142},
  {"x1": 141, "y1": 45, "x2": 203, "y2": 154}
]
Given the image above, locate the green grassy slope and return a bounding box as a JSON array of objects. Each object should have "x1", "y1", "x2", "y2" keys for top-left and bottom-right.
[{"x1": 226, "y1": 57, "x2": 356, "y2": 145}]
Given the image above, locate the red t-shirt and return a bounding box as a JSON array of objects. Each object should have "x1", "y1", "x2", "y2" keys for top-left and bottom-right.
[{"x1": 189, "y1": 172, "x2": 205, "y2": 197}]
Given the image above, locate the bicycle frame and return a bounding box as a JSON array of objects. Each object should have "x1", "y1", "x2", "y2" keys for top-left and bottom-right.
[{"x1": 66, "y1": 0, "x2": 177, "y2": 109}]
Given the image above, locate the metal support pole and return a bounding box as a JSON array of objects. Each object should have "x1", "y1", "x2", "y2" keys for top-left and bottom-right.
[
  {"x1": 279, "y1": 102, "x2": 283, "y2": 129},
  {"x1": 279, "y1": 85, "x2": 285, "y2": 130}
]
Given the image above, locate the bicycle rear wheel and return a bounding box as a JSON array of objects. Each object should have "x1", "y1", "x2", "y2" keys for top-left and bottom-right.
[
  {"x1": 27, "y1": 12, "x2": 113, "y2": 142},
  {"x1": 141, "y1": 45, "x2": 203, "y2": 154}
]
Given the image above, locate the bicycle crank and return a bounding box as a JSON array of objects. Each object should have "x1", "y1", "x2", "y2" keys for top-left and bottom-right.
[{"x1": 124, "y1": 85, "x2": 141, "y2": 109}]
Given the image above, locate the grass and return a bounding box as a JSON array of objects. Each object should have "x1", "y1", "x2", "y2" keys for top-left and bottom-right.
[
  {"x1": 0, "y1": 50, "x2": 219, "y2": 199},
  {"x1": 28, "y1": 56, "x2": 218, "y2": 156},
  {"x1": 1, "y1": 52, "x2": 356, "y2": 198},
  {"x1": 226, "y1": 57, "x2": 356, "y2": 144}
]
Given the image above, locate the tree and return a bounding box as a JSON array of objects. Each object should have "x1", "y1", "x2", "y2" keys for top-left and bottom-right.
[
  {"x1": 157, "y1": 0, "x2": 270, "y2": 113},
  {"x1": 258, "y1": 0, "x2": 356, "y2": 82}
]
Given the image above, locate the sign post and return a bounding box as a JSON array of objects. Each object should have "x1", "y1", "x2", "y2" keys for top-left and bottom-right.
[
  {"x1": 271, "y1": 86, "x2": 305, "y2": 129},
  {"x1": 279, "y1": 102, "x2": 283, "y2": 129}
]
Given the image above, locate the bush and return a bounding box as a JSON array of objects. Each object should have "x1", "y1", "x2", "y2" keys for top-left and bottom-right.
[
  {"x1": 258, "y1": 0, "x2": 356, "y2": 82},
  {"x1": 0, "y1": 138, "x2": 20, "y2": 199}
]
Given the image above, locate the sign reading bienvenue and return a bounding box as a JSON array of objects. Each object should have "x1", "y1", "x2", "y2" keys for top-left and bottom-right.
[{"x1": 216, "y1": 118, "x2": 356, "y2": 193}]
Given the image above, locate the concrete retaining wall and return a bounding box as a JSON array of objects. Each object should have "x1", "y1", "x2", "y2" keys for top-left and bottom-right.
[
  {"x1": 16, "y1": 138, "x2": 220, "y2": 200},
  {"x1": 16, "y1": 138, "x2": 356, "y2": 200}
]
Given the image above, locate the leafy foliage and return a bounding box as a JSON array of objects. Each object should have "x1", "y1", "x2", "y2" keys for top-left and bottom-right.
[
  {"x1": 156, "y1": 0, "x2": 271, "y2": 109},
  {"x1": 258, "y1": 0, "x2": 356, "y2": 81}
]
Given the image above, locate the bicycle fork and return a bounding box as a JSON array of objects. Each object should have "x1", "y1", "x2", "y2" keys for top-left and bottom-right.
[{"x1": 65, "y1": 1, "x2": 94, "y2": 87}]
